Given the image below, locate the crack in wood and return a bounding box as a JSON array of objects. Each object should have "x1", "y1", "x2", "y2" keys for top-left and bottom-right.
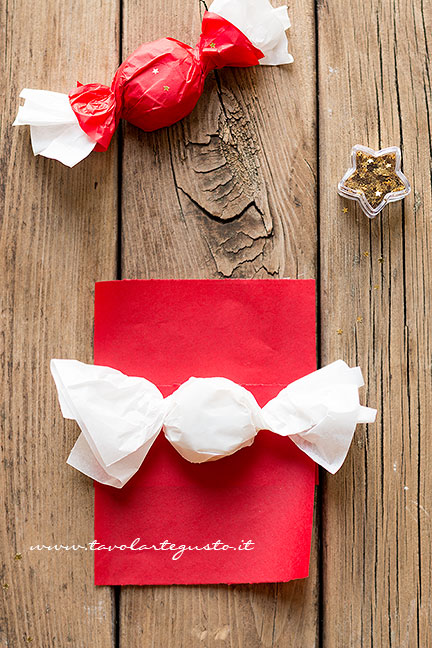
[{"x1": 171, "y1": 79, "x2": 277, "y2": 277}]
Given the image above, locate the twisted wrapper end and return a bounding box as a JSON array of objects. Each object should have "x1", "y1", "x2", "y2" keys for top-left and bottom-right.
[
  {"x1": 51, "y1": 359, "x2": 165, "y2": 487},
  {"x1": 210, "y1": 0, "x2": 293, "y2": 65},
  {"x1": 50, "y1": 359, "x2": 376, "y2": 487},
  {"x1": 262, "y1": 360, "x2": 376, "y2": 473},
  {"x1": 13, "y1": 89, "x2": 97, "y2": 167},
  {"x1": 68, "y1": 83, "x2": 117, "y2": 151}
]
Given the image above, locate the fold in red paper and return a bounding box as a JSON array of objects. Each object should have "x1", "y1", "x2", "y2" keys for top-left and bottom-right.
[{"x1": 94, "y1": 279, "x2": 317, "y2": 585}]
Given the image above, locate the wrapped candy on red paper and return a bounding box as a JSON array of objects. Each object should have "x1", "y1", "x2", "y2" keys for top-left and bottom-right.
[{"x1": 13, "y1": 0, "x2": 292, "y2": 167}]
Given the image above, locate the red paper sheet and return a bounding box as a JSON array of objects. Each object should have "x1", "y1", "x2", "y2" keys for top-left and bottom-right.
[{"x1": 94, "y1": 279, "x2": 317, "y2": 585}]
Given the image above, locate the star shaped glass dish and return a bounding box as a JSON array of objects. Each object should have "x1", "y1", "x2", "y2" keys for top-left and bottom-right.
[{"x1": 338, "y1": 145, "x2": 411, "y2": 219}]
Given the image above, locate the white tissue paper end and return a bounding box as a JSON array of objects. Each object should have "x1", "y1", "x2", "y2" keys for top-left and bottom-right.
[
  {"x1": 51, "y1": 359, "x2": 376, "y2": 487},
  {"x1": 13, "y1": 89, "x2": 96, "y2": 167},
  {"x1": 50, "y1": 359, "x2": 165, "y2": 487},
  {"x1": 262, "y1": 360, "x2": 377, "y2": 473},
  {"x1": 210, "y1": 0, "x2": 293, "y2": 65}
]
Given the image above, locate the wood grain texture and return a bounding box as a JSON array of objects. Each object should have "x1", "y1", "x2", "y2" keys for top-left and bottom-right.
[
  {"x1": 119, "y1": 0, "x2": 319, "y2": 646},
  {"x1": 1, "y1": 0, "x2": 119, "y2": 645},
  {"x1": 318, "y1": 0, "x2": 432, "y2": 646},
  {"x1": 4, "y1": 0, "x2": 430, "y2": 645},
  {"x1": 120, "y1": 0, "x2": 317, "y2": 281}
]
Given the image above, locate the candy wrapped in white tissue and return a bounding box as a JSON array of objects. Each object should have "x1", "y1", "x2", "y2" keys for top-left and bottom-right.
[
  {"x1": 51, "y1": 359, "x2": 376, "y2": 488},
  {"x1": 164, "y1": 377, "x2": 266, "y2": 462}
]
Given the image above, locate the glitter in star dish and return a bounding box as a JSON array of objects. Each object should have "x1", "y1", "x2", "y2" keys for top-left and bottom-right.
[{"x1": 338, "y1": 145, "x2": 410, "y2": 219}]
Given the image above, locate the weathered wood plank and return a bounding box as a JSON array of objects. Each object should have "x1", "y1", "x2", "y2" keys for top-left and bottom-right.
[
  {"x1": 1, "y1": 0, "x2": 119, "y2": 644},
  {"x1": 119, "y1": 0, "x2": 319, "y2": 645},
  {"x1": 318, "y1": 0, "x2": 432, "y2": 645}
]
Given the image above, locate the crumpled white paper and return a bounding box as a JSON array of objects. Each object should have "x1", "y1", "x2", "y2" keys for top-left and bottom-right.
[
  {"x1": 50, "y1": 359, "x2": 376, "y2": 487},
  {"x1": 210, "y1": 0, "x2": 293, "y2": 65},
  {"x1": 13, "y1": 89, "x2": 96, "y2": 167},
  {"x1": 262, "y1": 362, "x2": 375, "y2": 472}
]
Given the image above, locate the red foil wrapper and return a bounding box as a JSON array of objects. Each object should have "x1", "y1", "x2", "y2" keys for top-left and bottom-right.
[
  {"x1": 14, "y1": 0, "x2": 292, "y2": 166},
  {"x1": 69, "y1": 13, "x2": 263, "y2": 151}
]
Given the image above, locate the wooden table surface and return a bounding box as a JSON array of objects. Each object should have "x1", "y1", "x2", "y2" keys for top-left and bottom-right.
[{"x1": 1, "y1": 0, "x2": 431, "y2": 646}]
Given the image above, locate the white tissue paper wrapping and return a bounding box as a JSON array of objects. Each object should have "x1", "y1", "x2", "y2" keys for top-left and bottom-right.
[
  {"x1": 50, "y1": 359, "x2": 376, "y2": 488},
  {"x1": 13, "y1": 89, "x2": 96, "y2": 167},
  {"x1": 210, "y1": 0, "x2": 293, "y2": 65}
]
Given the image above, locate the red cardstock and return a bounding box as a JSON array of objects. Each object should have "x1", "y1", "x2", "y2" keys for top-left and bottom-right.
[{"x1": 93, "y1": 279, "x2": 317, "y2": 585}]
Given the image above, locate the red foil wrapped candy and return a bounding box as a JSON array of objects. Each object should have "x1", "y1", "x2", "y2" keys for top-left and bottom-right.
[{"x1": 14, "y1": 0, "x2": 292, "y2": 167}]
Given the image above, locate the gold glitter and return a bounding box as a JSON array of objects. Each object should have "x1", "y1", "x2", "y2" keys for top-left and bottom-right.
[
  {"x1": 373, "y1": 285, "x2": 379, "y2": 290},
  {"x1": 26, "y1": 638, "x2": 33, "y2": 643},
  {"x1": 3, "y1": 583, "x2": 9, "y2": 590},
  {"x1": 342, "y1": 207, "x2": 348, "y2": 213},
  {"x1": 163, "y1": 86, "x2": 170, "y2": 91},
  {"x1": 344, "y1": 151, "x2": 405, "y2": 209},
  {"x1": 209, "y1": 42, "x2": 216, "y2": 49},
  {"x1": 363, "y1": 251, "x2": 369, "y2": 257},
  {"x1": 337, "y1": 328, "x2": 343, "y2": 335},
  {"x1": 378, "y1": 257, "x2": 384, "y2": 263},
  {"x1": 14, "y1": 553, "x2": 22, "y2": 561},
  {"x1": 356, "y1": 316, "x2": 363, "y2": 323}
]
